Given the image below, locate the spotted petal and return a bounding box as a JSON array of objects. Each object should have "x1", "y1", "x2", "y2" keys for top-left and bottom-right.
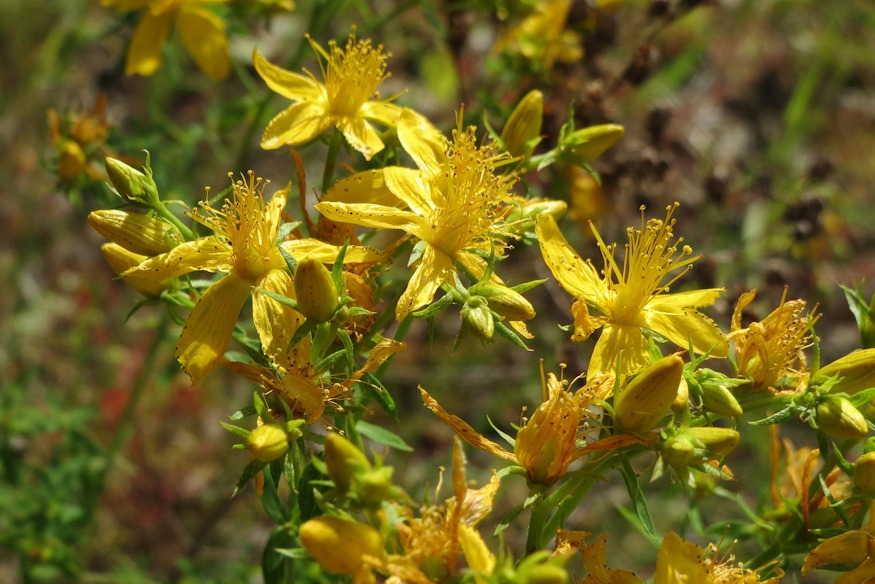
[
  {"x1": 261, "y1": 102, "x2": 332, "y2": 149},
  {"x1": 396, "y1": 246, "x2": 454, "y2": 320},
  {"x1": 589, "y1": 322, "x2": 649, "y2": 377},
  {"x1": 252, "y1": 269, "x2": 306, "y2": 369},
  {"x1": 639, "y1": 305, "x2": 728, "y2": 357},
  {"x1": 124, "y1": 236, "x2": 232, "y2": 282},
  {"x1": 337, "y1": 116, "x2": 384, "y2": 160}
]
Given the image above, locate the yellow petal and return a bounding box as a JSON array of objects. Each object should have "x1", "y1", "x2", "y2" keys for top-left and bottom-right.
[
  {"x1": 252, "y1": 49, "x2": 323, "y2": 101},
  {"x1": 536, "y1": 214, "x2": 610, "y2": 309},
  {"x1": 261, "y1": 101, "x2": 332, "y2": 149},
  {"x1": 802, "y1": 530, "x2": 872, "y2": 574},
  {"x1": 419, "y1": 387, "x2": 516, "y2": 462},
  {"x1": 731, "y1": 289, "x2": 757, "y2": 331},
  {"x1": 280, "y1": 238, "x2": 385, "y2": 264},
  {"x1": 337, "y1": 116, "x2": 384, "y2": 160},
  {"x1": 265, "y1": 186, "x2": 289, "y2": 238},
  {"x1": 396, "y1": 247, "x2": 453, "y2": 320},
  {"x1": 458, "y1": 524, "x2": 495, "y2": 576},
  {"x1": 570, "y1": 298, "x2": 609, "y2": 341},
  {"x1": 383, "y1": 167, "x2": 435, "y2": 215},
  {"x1": 580, "y1": 534, "x2": 645, "y2": 584},
  {"x1": 397, "y1": 109, "x2": 447, "y2": 175},
  {"x1": 346, "y1": 339, "x2": 407, "y2": 387},
  {"x1": 651, "y1": 288, "x2": 724, "y2": 310},
  {"x1": 124, "y1": 236, "x2": 232, "y2": 282},
  {"x1": 835, "y1": 558, "x2": 875, "y2": 584},
  {"x1": 175, "y1": 6, "x2": 229, "y2": 80},
  {"x1": 639, "y1": 306, "x2": 728, "y2": 358},
  {"x1": 653, "y1": 532, "x2": 710, "y2": 584},
  {"x1": 359, "y1": 101, "x2": 404, "y2": 127},
  {"x1": 315, "y1": 201, "x2": 426, "y2": 236},
  {"x1": 589, "y1": 323, "x2": 649, "y2": 377},
  {"x1": 322, "y1": 169, "x2": 402, "y2": 207},
  {"x1": 125, "y1": 11, "x2": 173, "y2": 76},
  {"x1": 177, "y1": 273, "x2": 251, "y2": 384},
  {"x1": 252, "y1": 269, "x2": 305, "y2": 368}
]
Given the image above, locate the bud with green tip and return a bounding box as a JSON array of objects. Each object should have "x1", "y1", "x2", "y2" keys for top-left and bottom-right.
[
  {"x1": 294, "y1": 257, "x2": 338, "y2": 322},
  {"x1": 461, "y1": 296, "x2": 495, "y2": 340},
  {"x1": 684, "y1": 426, "x2": 740, "y2": 456},
  {"x1": 105, "y1": 156, "x2": 160, "y2": 206},
  {"x1": 815, "y1": 349, "x2": 875, "y2": 396},
  {"x1": 815, "y1": 396, "x2": 869, "y2": 440},
  {"x1": 89, "y1": 209, "x2": 182, "y2": 256},
  {"x1": 520, "y1": 563, "x2": 569, "y2": 584},
  {"x1": 661, "y1": 434, "x2": 695, "y2": 467},
  {"x1": 614, "y1": 355, "x2": 684, "y2": 433},
  {"x1": 324, "y1": 432, "x2": 371, "y2": 494},
  {"x1": 696, "y1": 370, "x2": 744, "y2": 418},
  {"x1": 247, "y1": 424, "x2": 290, "y2": 462},
  {"x1": 501, "y1": 89, "x2": 544, "y2": 159},
  {"x1": 560, "y1": 123, "x2": 625, "y2": 165},
  {"x1": 299, "y1": 516, "x2": 383, "y2": 574},
  {"x1": 469, "y1": 283, "x2": 536, "y2": 321}
]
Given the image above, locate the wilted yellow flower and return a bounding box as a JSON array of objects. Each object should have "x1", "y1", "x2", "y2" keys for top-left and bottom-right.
[
  {"x1": 254, "y1": 31, "x2": 402, "y2": 159},
  {"x1": 125, "y1": 171, "x2": 380, "y2": 383},
  {"x1": 48, "y1": 94, "x2": 112, "y2": 182},
  {"x1": 369, "y1": 438, "x2": 500, "y2": 582},
  {"x1": 537, "y1": 204, "x2": 727, "y2": 377},
  {"x1": 317, "y1": 111, "x2": 517, "y2": 321},
  {"x1": 102, "y1": 0, "x2": 230, "y2": 80},
  {"x1": 420, "y1": 366, "x2": 614, "y2": 485},
  {"x1": 728, "y1": 289, "x2": 816, "y2": 393}
]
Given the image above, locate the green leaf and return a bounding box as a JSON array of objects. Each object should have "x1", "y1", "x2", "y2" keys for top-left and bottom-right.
[
  {"x1": 355, "y1": 420, "x2": 412, "y2": 451},
  {"x1": 260, "y1": 462, "x2": 288, "y2": 523},
  {"x1": 749, "y1": 404, "x2": 799, "y2": 426},
  {"x1": 233, "y1": 458, "x2": 268, "y2": 497},
  {"x1": 218, "y1": 421, "x2": 250, "y2": 440},
  {"x1": 360, "y1": 372, "x2": 398, "y2": 418},
  {"x1": 619, "y1": 458, "x2": 659, "y2": 546}
]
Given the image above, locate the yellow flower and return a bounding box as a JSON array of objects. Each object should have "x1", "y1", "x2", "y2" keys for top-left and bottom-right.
[
  {"x1": 253, "y1": 31, "x2": 402, "y2": 159},
  {"x1": 803, "y1": 506, "x2": 875, "y2": 584},
  {"x1": 125, "y1": 171, "x2": 380, "y2": 384},
  {"x1": 536, "y1": 204, "x2": 727, "y2": 377},
  {"x1": 567, "y1": 531, "x2": 783, "y2": 584},
  {"x1": 728, "y1": 289, "x2": 816, "y2": 393},
  {"x1": 493, "y1": 0, "x2": 583, "y2": 71},
  {"x1": 369, "y1": 438, "x2": 500, "y2": 582},
  {"x1": 317, "y1": 111, "x2": 515, "y2": 321},
  {"x1": 102, "y1": 0, "x2": 230, "y2": 80},
  {"x1": 420, "y1": 366, "x2": 616, "y2": 485}
]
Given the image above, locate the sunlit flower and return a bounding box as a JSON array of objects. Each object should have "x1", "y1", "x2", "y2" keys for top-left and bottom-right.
[
  {"x1": 728, "y1": 289, "x2": 816, "y2": 393},
  {"x1": 253, "y1": 31, "x2": 402, "y2": 159},
  {"x1": 536, "y1": 204, "x2": 728, "y2": 377},
  {"x1": 102, "y1": 0, "x2": 230, "y2": 80},
  {"x1": 317, "y1": 111, "x2": 516, "y2": 321},
  {"x1": 421, "y1": 366, "x2": 634, "y2": 485},
  {"x1": 125, "y1": 171, "x2": 380, "y2": 383}
]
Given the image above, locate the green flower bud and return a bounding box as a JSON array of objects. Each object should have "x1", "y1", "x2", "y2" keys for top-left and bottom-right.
[
  {"x1": 469, "y1": 283, "x2": 536, "y2": 321},
  {"x1": 853, "y1": 452, "x2": 875, "y2": 493},
  {"x1": 661, "y1": 434, "x2": 695, "y2": 467},
  {"x1": 105, "y1": 157, "x2": 159, "y2": 206},
  {"x1": 100, "y1": 243, "x2": 168, "y2": 297},
  {"x1": 360, "y1": 466, "x2": 403, "y2": 508},
  {"x1": 815, "y1": 396, "x2": 869, "y2": 440},
  {"x1": 89, "y1": 209, "x2": 182, "y2": 256},
  {"x1": 816, "y1": 349, "x2": 875, "y2": 396},
  {"x1": 501, "y1": 89, "x2": 544, "y2": 159},
  {"x1": 299, "y1": 516, "x2": 383, "y2": 574},
  {"x1": 685, "y1": 426, "x2": 740, "y2": 456},
  {"x1": 247, "y1": 424, "x2": 289, "y2": 462},
  {"x1": 699, "y1": 378, "x2": 743, "y2": 418},
  {"x1": 614, "y1": 355, "x2": 683, "y2": 433},
  {"x1": 560, "y1": 124, "x2": 625, "y2": 165},
  {"x1": 324, "y1": 433, "x2": 371, "y2": 494},
  {"x1": 294, "y1": 257, "x2": 338, "y2": 322},
  {"x1": 461, "y1": 296, "x2": 495, "y2": 340}
]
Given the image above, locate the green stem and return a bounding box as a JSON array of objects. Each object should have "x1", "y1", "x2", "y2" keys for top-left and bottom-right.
[
  {"x1": 153, "y1": 200, "x2": 194, "y2": 241},
  {"x1": 525, "y1": 491, "x2": 550, "y2": 554},
  {"x1": 321, "y1": 129, "x2": 343, "y2": 194}
]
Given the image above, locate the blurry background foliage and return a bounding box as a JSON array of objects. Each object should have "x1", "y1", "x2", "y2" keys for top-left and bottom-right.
[{"x1": 2, "y1": 0, "x2": 875, "y2": 581}]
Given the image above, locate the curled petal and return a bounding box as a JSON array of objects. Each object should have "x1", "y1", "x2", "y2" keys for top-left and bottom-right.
[
  {"x1": 252, "y1": 269, "x2": 306, "y2": 369},
  {"x1": 337, "y1": 116, "x2": 384, "y2": 160},
  {"x1": 396, "y1": 247, "x2": 454, "y2": 321}
]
